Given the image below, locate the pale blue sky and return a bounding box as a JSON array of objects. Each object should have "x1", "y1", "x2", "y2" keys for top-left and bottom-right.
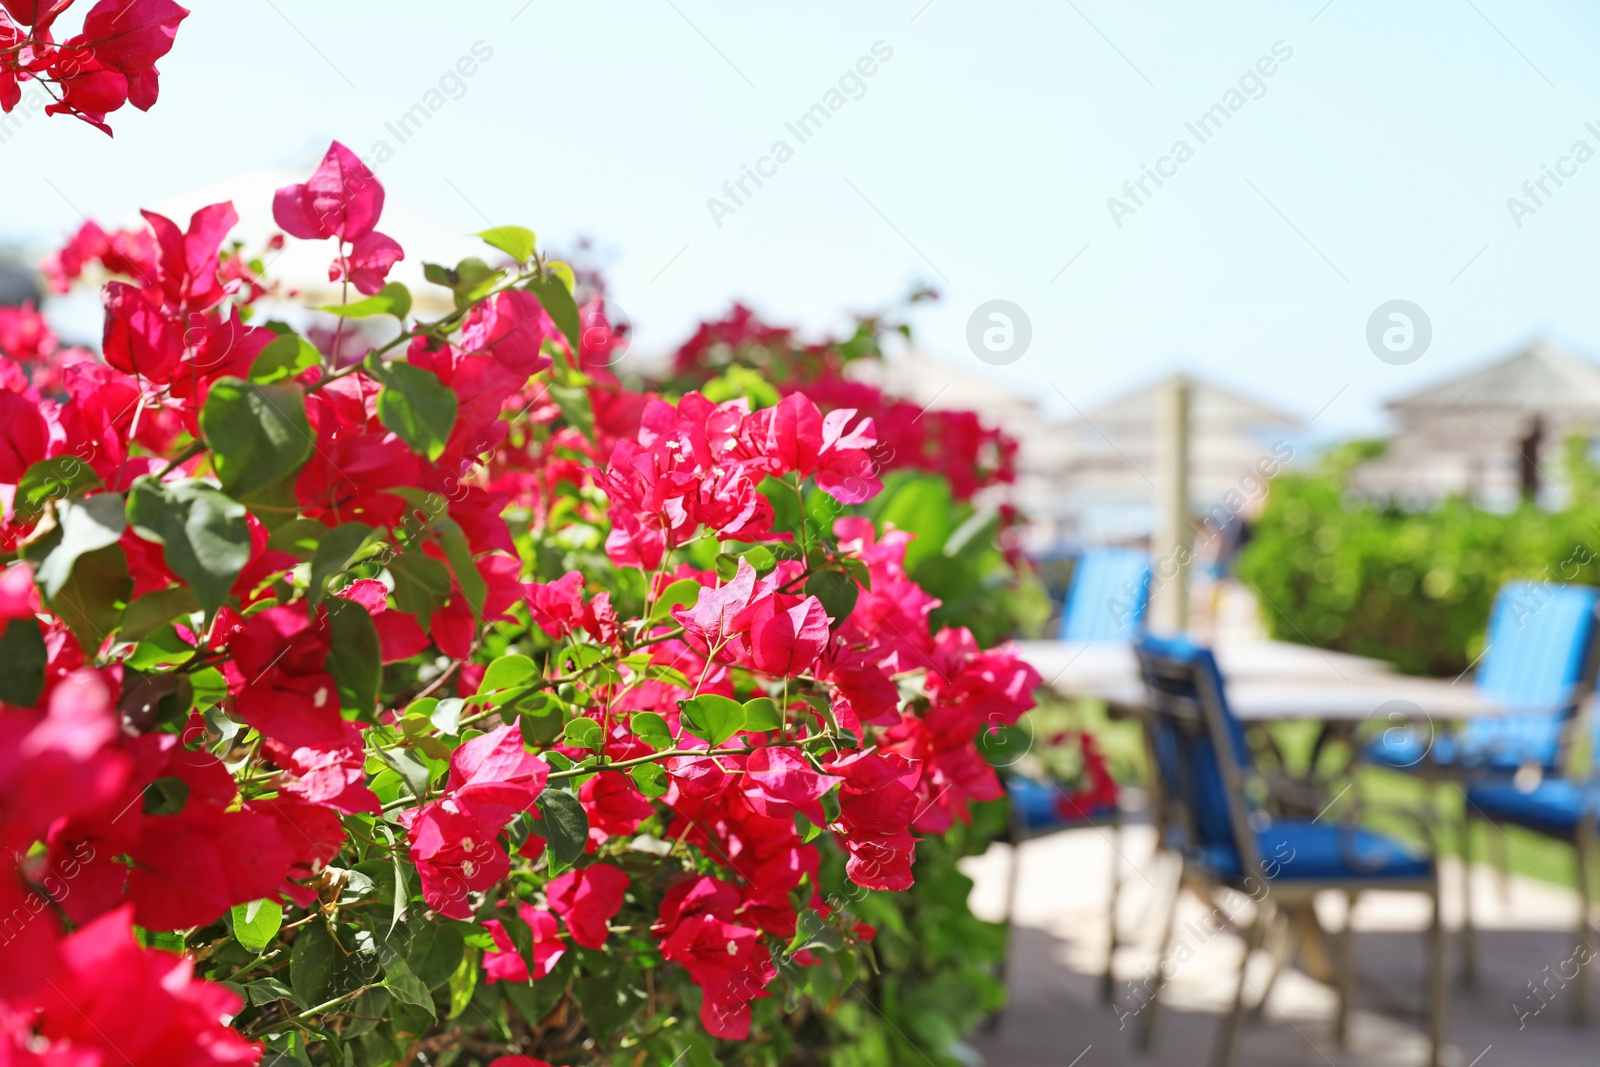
[{"x1": 5, "y1": 0, "x2": 1600, "y2": 436}]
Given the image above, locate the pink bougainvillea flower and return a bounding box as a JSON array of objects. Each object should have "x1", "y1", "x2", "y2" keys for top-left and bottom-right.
[
  {"x1": 735, "y1": 391, "x2": 881, "y2": 503},
  {"x1": 101, "y1": 280, "x2": 182, "y2": 382},
  {"x1": 80, "y1": 0, "x2": 189, "y2": 76},
  {"x1": 742, "y1": 746, "x2": 842, "y2": 828},
  {"x1": 545, "y1": 863, "x2": 628, "y2": 949},
  {"x1": 579, "y1": 770, "x2": 654, "y2": 842},
  {"x1": 273, "y1": 140, "x2": 384, "y2": 242},
  {"x1": 334, "y1": 229, "x2": 404, "y2": 295},
  {"x1": 0, "y1": 387, "x2": 48, "y2": 483},
  {"x1": 444, "y1": 722, "x2": 548, "y2": 826},
  {"x1": 46, "y1": 733, "x2": 321, "y2": 931},
  {"x1": 335, "y1": 579, "x2": 430, "y2": 663},
  {"x1": 459, "y1": 289, "x2": 558, "y2": 375},
  {"x1": 524, "y1": 570, "x2": 587, "y2": 640},
  {"x1": 18, "y1": 904, "x2": 260, "y2": 1067},
  {"x1": 264, "y1": 719, "x2": 380, "y2": 816},
  {"x1": 398, "y1": 800, "x2": 510, "y2": 921},
  {"x1": 655, "y1": 879, "x2": 775, "y2": 1041},
  {"x1": 141, "y1": 201, "x2": 236, "y2": 309},
  {"x1": 0, "y1": 563, "x2": 38, "y2": 622},
  {"x1": 482, "y1": 903, "x2": 565, "y2": 983},
  {"x1": 826, "y1": 750, "x2": 923, "y2": 891},
  {"x1": 730, "y1": 592, "x2": 831, "y2": 677},
  {"x1": 673, "y1": 557, "x2": 771, "y2": 659}
]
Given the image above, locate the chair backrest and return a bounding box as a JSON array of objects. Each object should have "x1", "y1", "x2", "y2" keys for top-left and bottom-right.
[
  {"x1": 1464, "y1": 581, "x2": 1600, "y2": 768},
  {"x1": 1134, "y1": 634, "x2": 1261, "y2": 880},
  {"x1": 1060, "y1": 548, "x2": 1152, "y2": 641}
]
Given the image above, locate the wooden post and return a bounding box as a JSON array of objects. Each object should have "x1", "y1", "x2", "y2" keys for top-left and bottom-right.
[{"x1": 1150, "y1": 375, "x2": 1190, "y2": 634}]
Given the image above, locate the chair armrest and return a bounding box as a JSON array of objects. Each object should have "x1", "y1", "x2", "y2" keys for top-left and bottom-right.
[{"x1": 1340, "y1": 799, "x2": 1441, "y2": 859}]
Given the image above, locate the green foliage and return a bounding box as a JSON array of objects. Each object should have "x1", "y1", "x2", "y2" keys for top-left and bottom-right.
[
  {"x1": 200, "y1": 378, "x2": 313, "y2": 496},
  {"x1": 125, "y1": 478, "x2": 251, "y2": 616},
  {"x1": 369, "y1": 359, "x2": 458, "y2": 462},
  {"x1": 1239, "y1": 439, "x2": 1600, "y2": 675},
  {"x1": 864, "y1": 472, "x2": 1050, "y2": 647}
]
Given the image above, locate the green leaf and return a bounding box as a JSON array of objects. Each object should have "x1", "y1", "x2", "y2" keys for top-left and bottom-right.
[
  {"x1": 867, "y1": 474, "x2": 954, "y2": 570},
  {"x1": 125, "y1": 479, "x2": 250, "y2": 616},
  {"x1": 125, "y1": 624, "x2": 197, "y2": 670},
  {"x1": 43, "y1": 544, "x2": 130, "y2": 651},
  {"x1": 525, "y1": 271, "x2": 580, "y2": 356},
  {"x1": 201, "y1": 378, "x2": 313, "y2": 497},
  {"x1": 548, "y1": 383, "x2": 593, "y2": 442},
  {"x1": 679, "y1": 694, "x2": 745, "y2": 746},
  {"x1": 443, "y1": 257, "x2": 500, "y2": 307},
  {"x1": 389, "y1": 547, "x2": 453, "y2": 623},
  {"x1": 249, "y1": 332, "x2": 321, "y2": 384},
  {"x1": 446, "y1": 954, "x2": 476, "y2": 1019},
  {"x1": 325, "y1": 598, "x2": 381, "y2": 712},
  {"x1": 264, "y1": 517, "x2": 327, "y2": 560},
  {"x1": 308, "y1": 522, "x2": 375, "y2": 604},
  {"x1": 475, "y1": 225, "x2": 536, "y2": 263},
  {"x1": 0, "y1": 618, "x2": 46, "y2": 706},
  {"x1": 649, "y1": 578, "x2": 702, "y2": 623},
  {"x1": 14, "y1": 455, "x2": 100, "y2": 523},
  {"x1": 806, "y1": 568, "x2": 859, "y2": 629},
  {"x1": 318, "y1": 281, "x2": 411, "y2": 320},
  {"x1": 142, "y1": 774, "x2": 190, "y2": 815},
  {"x1": 742, "y1": 697, "x2": 783, "y2": 733},
  {"x1": 231, "y1": 898, "x2": 283, "y2": 953},
  {"x1": 478, "y1": 654, "x2": 536, "y2": 696},
  {"x1": 406, "y1": 921, "x2": 465, "y2": 989},
  {"x1": 384, "y1": 959, "x2": 436, "y2": 1018},
  {"x1": 289, "y1": 923, "x2": 341, "y2": 1007},
  {"x1": 429, "y1": 697, "x2": 463, "y2": 735},
  {"x1": 33, "y1": 494, "x2": 126, "y2": 600},
  {"x1": 630, "y1": 762, "x2": 668, "y2": 798},
  {"x1": 742, "y1": 544, "x2": 777, "y2": 575},
  {"x1": 629, "y1": 711, "x2": 671, "y2": 751},
  {"x1": 372, "y1": 360, "x2": 457, "y2": 462},
  {"x1": 535, "y1": 788, "x2": 589, "y2": 873},
  {"x1": 120, "y1": 586, "x2": 200, "y2": 642},
  {"x1": 562, "y1": 716, "x2": 604, "y2": 751},
  {"x1": 436, "y1": 522, "x2": 486, "y2": 617},
  {"x1": 246, "y1": 977, "x2": 304, "y2": 1009},
  {"x1": 378, "y1": 745, "x2": 431, "y2": 801}
]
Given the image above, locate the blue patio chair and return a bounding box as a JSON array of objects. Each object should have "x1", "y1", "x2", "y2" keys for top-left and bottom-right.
[
  {"x1": 993, "y1": 776, "x2": 1123, "y2": 1009},
  {"x1": 1462, "y1": 746, "x2": 1600, "y2": 1022},
  {"x1": 1364, "y1": 580, "x2": 1600, "y2": 984},
  {"x1": 1367, "y1": 581, "x2": 1600, "y2": 776},
  {"x1": 1059, "y1": 548, "x2": 1151, "y2": 642},
  {"x1": 1134, "y1": 634, "x2": 1445, "y2": 1067}
]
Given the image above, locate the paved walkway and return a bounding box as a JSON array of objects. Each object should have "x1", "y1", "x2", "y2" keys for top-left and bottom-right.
[{"x1": 962, "y1": 825, "x2": 1598, "y2": 1067}]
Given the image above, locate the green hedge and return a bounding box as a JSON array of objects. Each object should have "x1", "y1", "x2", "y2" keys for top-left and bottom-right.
[{"x1": 1238, "y1": 440, "x2": 1600, "y2": 676}]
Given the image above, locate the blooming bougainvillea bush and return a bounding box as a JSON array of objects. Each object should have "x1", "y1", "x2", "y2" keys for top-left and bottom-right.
[
  {"x1": 0, "y1": 141, "x2": 1043, "y2": 1067},
  {"x1": 0, "y1": 0, "x2": 188, "y2": 134}
]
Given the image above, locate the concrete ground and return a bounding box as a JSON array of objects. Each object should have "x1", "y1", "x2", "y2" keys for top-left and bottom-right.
[{"x1": 962, "y1": 825, "x2": 1599, "y2": 1067}]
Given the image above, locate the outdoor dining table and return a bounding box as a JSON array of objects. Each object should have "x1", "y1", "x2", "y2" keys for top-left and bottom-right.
[
  {"x1": 1013, "y1": 638, "x2": 1581, "y2": 992},
  {"x1": 1015, "y1": 638, "x2": 1530, "y2": 725}
]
